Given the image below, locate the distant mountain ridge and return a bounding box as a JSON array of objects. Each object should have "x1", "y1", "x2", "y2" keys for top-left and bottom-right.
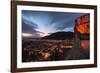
[{"x1": 42, "y1": 31, "x2": 74, "y2": 40}]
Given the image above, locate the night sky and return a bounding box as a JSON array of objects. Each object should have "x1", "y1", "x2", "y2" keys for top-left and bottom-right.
[{"x1": 22, "y1": 10, "x2": 87, "y2": 38}]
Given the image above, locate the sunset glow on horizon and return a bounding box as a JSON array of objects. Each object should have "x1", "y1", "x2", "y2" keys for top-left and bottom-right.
[{"x1": 22, "y1": 33, "x2": 33, "y2": 37}]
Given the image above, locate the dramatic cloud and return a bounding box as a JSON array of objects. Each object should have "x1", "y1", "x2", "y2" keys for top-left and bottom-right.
[{"x1": 22, "y1": 10, "x2": 86, "y2": 37}]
